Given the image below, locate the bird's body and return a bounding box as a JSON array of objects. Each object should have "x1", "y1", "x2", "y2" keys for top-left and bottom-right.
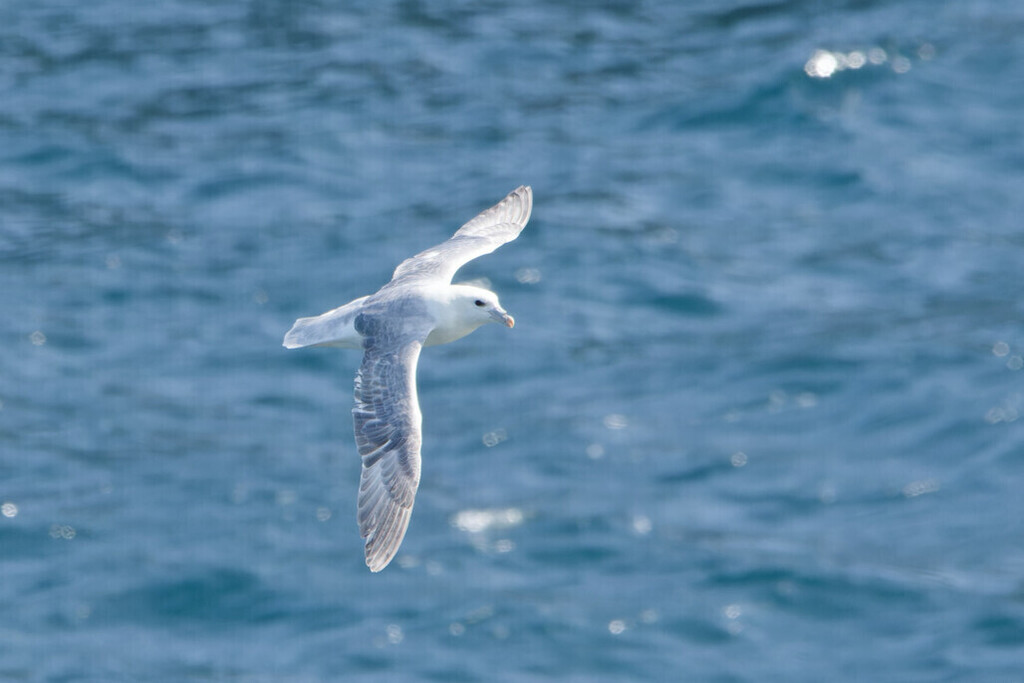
[
  {"x1": 283, "y1": 284, "x2": 498, "y2": 350},
  {"x1": 284, "y1": 186, "x2": 532, "y2": 571}
]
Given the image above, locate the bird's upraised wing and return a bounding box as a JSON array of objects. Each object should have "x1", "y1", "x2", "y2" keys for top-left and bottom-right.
[{"x1": 390, "y1": 186, "x2": 532, "y2": 284}]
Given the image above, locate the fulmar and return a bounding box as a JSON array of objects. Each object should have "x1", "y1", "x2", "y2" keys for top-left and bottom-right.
[{"x1": 284, "y1": 186, "x2": 532, "y2": 571}]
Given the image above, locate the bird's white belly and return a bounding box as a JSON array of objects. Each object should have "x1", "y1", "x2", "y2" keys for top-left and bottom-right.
[{"x1": 423, "y1": 320, "x2": 477, "y2": 347}]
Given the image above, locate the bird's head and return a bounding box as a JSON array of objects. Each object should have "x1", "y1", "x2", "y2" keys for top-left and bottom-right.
[{"x1": 452, "y1": 284, "x2": 514, "y2": 329}]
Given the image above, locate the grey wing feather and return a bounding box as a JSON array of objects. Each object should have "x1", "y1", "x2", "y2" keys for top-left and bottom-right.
[
  {"x1": 352, "y1": 313, "x2": 428, "y2": 572},
  {"x1": 391, "y1": 186, "x2": 532, "y2": 284}
]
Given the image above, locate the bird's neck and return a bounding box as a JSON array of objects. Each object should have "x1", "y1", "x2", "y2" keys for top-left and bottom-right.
[{"x1": 422, "y1": 285, "x2": 483, "y2": 348}]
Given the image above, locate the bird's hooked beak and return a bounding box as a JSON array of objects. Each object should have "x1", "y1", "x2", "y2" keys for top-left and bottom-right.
[{"x1": 490, "y1": 307, "x2": 515, "y2": 328}]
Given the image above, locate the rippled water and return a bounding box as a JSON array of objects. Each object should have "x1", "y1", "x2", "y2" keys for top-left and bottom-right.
[{"x1": 3, "y1": 1, "x2": 1024, "y2": 681}]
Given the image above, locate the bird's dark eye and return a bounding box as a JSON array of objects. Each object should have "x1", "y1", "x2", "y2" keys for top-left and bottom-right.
[{"x1": 474, "y1": 299, "x2": 486, "y2": 307}]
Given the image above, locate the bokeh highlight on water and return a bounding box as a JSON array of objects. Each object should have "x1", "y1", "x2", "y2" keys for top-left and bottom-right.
[{"x1": 2, "y1": 1, "x2": 1024, "y2": 681}]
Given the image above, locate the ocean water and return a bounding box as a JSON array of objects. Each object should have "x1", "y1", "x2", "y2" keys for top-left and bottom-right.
[{"x1": 2, "y1": 0, "x2": 1024, "y2": 680}]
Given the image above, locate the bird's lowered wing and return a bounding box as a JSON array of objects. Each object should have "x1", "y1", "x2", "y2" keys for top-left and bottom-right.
[{"x1": 351, "y1": 311, "x2": 430, "y2": 572}]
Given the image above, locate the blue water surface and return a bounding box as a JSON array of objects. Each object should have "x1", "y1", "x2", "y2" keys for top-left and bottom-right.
[{"x1": 2, "y1": 1, "x2": 1024, "y2": 681}]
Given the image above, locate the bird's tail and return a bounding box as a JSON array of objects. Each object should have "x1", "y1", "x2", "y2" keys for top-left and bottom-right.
[{"x1": 283, "y1": 296, "x2": 368, "y2": 349}]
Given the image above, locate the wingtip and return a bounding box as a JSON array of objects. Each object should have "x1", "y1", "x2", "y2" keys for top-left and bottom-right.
[
  {"x1": 509, "y1": 185, "x2": 533, "y2": 226},
  {"x1": 364, "y1": 542, "x2": 401, "y2": 573},
  {"x1": 361, "y1": 500, "x2": 414, "y2": 573}
]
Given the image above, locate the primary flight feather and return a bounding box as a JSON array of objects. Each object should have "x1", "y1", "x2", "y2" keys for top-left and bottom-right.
[{"x1": 284, "y1": 186, "x2": 532, "y2": 572}]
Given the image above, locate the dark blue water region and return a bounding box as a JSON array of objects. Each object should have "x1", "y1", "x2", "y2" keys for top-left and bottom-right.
[{"x1": 2, "y1": 1, "x2": 1024, "y2": 681}]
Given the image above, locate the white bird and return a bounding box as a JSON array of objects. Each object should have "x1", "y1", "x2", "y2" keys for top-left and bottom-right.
[{"x1": 284, "y1": 186, "x2": 532, "y2": 572}]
